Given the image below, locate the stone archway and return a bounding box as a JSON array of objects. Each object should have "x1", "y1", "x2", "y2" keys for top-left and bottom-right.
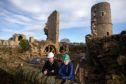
[
  {"x1": 44, "y1": 45, "x2": 56, "y2": 55},
  {"x1": 59, "y1": 43, "x2": 69, "y2": 54},
  {"x1": 18, "y1": 35, "x2": 23, "y2": 41}
]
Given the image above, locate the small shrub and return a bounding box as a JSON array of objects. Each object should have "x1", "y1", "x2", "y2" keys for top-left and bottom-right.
[{"x1": 19, "y1": 39, "x2": 29, "y2": 51}]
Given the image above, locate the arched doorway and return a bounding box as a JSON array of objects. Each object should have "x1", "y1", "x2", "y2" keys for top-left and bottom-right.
[
  {"x1": 44, "y1": 45, "x2": 56, "y2": 55},
  {"x1": 18, "y1": 35, "x2": 23, "y2": 41},
  {"x1": 60, "y1": 43, "x2": 69, "y2": 54}
]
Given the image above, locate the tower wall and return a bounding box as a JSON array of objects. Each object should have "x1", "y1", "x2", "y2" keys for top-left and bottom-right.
[{"x1": 91, "y1": 2, "x2": 112, "y2": 38}]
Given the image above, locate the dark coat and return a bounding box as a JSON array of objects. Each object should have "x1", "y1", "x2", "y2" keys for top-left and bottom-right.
[
  {"x1": 42, "y1": 60, "x2": 59, "y2": 76},
  {"x1": 58, "y1": 62, "x2": 75, "y2": 80}
]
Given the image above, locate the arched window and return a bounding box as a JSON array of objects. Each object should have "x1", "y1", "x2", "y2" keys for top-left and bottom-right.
[
  {"x1": 107, "y1": 32, "x2": 109, "y2": 36},
  {"x1": 101, "y1": 11, "x2": 105, "y2": 16}
]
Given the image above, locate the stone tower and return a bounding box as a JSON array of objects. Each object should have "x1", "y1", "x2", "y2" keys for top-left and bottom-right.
[
  {"x1": 91, "y1": 2, "x2": 112, "y2": 38},
  {"x1": 44, "y1": 10, "x2": 59, "y2": 53}
]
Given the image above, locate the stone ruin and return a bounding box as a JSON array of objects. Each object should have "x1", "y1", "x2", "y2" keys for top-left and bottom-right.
[
  {"x1": 91, "y1": 2, "x2": 112, "y2": 38},
  {"x1": 1, "y1": 1, "x2": 125, "y2": 84},
  {"x1": 82, "y1": 2, "x2": 126, "y2": 84},
  {"x1": 0, "y1": 10, "x2": 80, "y2": 84},
  {"x1": 44, "y1": 10, "x2": 60, "y2": 53},
  {"x1": 0, "y1": 34, "x2": 26, "y2": 47},
  {"x1": 0, "y1": 10, "x2": 69, "y2": 57},
  {"x1": 29, "y1": 10, "x2": 69, "y2": 56},
  {"x1": 84, "y1": 31, "x2": 126, "y2": 84}
]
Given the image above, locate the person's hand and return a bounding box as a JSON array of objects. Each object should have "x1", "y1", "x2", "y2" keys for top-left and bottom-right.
[{"x1": 44, "y1": 70, "x2": 47, "y2": 75}]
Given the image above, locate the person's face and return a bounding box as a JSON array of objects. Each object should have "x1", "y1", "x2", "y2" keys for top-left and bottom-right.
[
  {"x1": 64, "y1": 60, "x2": 70, "y2": 65},
  {"x1": 48, "y1": 57, "x2": 54, "y2": 63}
]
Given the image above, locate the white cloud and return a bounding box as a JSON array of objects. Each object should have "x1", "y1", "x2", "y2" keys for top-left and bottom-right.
[
  {"x1": 24, "y1": 25, "x2": 42, "y2": 32},
  {"x1": 9, "y1": 0, "x2": 126, "y2": 28},
  {"x1": 1, "y1": 9, "x2": 32, "y2": 25},
  {"x1": 9, "y1": 0, "x2": 93, "y2": 29},
  {"x1": 109, "y1": 0, "x2": 126, "y2": 23},
  {"x1": 0, "y1": 0, "x2": 126, "y2": 41},
  {"x1": 9, "y1": 0, "x2": 42, "y2": 13}
]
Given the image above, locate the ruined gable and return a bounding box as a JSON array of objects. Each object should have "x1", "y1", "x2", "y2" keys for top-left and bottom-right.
[{"x1": 44, "y1": 10, "x2": 60, "y2": 53}]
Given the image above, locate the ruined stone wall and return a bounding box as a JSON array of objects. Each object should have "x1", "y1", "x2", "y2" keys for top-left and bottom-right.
[
  {"x1": 12, "y1": 34, "x2": 26, "y2": 45},
  {"x1": 0, "y1": 40, "x2": 18, "y2": 47},
  {"x1": 0, "y1": 62, "x2": 80, "y2": 84},
  {"x1": 84, "y1": 32, "x2": 126, "y2": 84},
  {"x1": 0, "y1": 39, "x2": 59, "y2": 58},
  {"x1": 0, "y1": 34, "x2": 26, "y2": 47},
  {"x1": 44, "y1": 10, "x2": 59, "y2": 53},
  {"x1": 91, "y1": 2, "x2": 112, "y2": 38},
  {"x1": 29, "y1": 37, "x2": 35, "y2": 43},
  {"x1": 0, "y1": 46, "x2": 80, "y2": 84}
]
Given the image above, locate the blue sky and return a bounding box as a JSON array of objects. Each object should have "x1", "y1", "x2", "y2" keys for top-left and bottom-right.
[{"x1": 0, "y1": 0, "x2": 126, "y2": 43}]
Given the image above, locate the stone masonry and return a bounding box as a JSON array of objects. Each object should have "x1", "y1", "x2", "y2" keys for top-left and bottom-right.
[
  {"x1": 44, "y1": 10, "x2": 60, "y2": 53},
  {"x1": 0, "y1": 34, "x2": 26, "y2": 47},
  {"x1": 91, "y1": 2, "x2": 112, "y2": 38}
]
